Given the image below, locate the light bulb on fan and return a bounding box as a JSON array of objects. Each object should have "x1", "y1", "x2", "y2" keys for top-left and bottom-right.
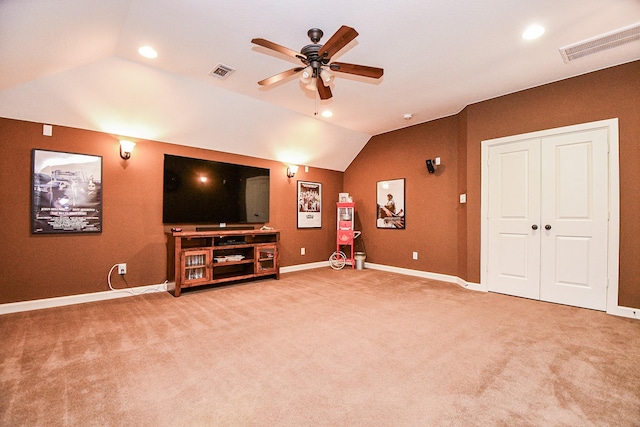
[
  {"x1": 300, "y1": 66, "x2": 313, "y2": 84},
  {"x1": 319, "y1": 68, "x2": 333, "y2": 84}
]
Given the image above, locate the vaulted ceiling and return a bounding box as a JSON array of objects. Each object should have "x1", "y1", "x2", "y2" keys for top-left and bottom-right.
[{"x1": 1, "y1": 0, "x2": 639, "y2": 171}]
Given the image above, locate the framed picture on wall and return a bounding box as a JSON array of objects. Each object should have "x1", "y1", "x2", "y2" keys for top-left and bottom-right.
[
  {"x1": 376, "y1": 178, "x2": 405, "y2": 229},
  {"x1": 31, "y1": 149, "x2": 102, "y2": 234},
  {"x1": 297, "y1": 180, "x2": 322, "y2": 228}
]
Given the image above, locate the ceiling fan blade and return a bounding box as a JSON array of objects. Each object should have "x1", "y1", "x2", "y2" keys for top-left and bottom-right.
[
  {"x1": 318, "y1": 25, "x2": 358, "y2": 59},
  {"x1": 316, "y1": 78, "x2": 332, "y2": 100},
  {"x1": 329, "y1": 62, "x2": 384, "y2": 79},
  {"x1": 258, "y1": 68, "x2": 304, "y2": 86},
  {"x1": 251, "y1": 38, "x2": 301, "y2": 59}
]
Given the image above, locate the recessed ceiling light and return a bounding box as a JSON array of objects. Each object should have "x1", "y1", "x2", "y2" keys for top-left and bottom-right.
[
  {"x1": 522, "y1": 24, "x2": 545, "y2": 40},
  {"x1": 138, "y1": 45, "x2": 158, "y2": 59},
  {"x1": 321, "y1": 110, "x2": 333, "y2": 118}
]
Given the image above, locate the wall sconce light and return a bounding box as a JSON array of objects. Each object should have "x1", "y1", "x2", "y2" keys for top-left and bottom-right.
[
  {"x1": 119, "y1": 140, "x2": 136, "y2": 160},
  {"x1": 287, "y1": 165, "x2": 299, "y2": 178},
  {"x1": 426, "y1": 157, "x2": 441, "y2": 174}
]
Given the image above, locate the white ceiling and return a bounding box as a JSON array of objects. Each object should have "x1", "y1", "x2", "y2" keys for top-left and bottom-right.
[{"x1": 1, "y1": 0, "x2": 639, "y2": 171}]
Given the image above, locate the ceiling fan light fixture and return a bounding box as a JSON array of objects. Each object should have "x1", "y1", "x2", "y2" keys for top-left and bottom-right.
[
  {"x1": 320, "y1": 68, "x2": 333, "y2": 84},
  {"x1": 300, "y1": 66, "x2": 313, "y2": 83},
  {"x1": 305, "y1": 78, "x2": 317, "y2": 91}
]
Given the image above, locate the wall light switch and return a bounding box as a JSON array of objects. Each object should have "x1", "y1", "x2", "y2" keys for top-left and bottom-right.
[
  {"x1": 43, "y1": 124, "x2": 52, "y2": 136},
  {"x1": 435, "y1": 157, "x2": 441, "y2": 166},
  {"x1": 412, "y1": 251, "x2": 418, "y2": 260},
  {"x1": 301, "y1": 247, "x2": 305, "y2": 255},
  {"x1": 460, "y1": 194, "x2": 467, "y2": 204}
]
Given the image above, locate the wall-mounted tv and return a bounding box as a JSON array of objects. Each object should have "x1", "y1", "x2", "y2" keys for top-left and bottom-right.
[{"x1": 163, "y1": 154, "x2": 270, "y2": 225}]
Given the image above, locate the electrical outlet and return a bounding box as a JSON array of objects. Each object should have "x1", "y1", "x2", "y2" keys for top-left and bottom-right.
[
  {"x1": 412, "y1": 252, "x2": 418, "y2": 260},
  {"x1": 117, "y1": 263, "x2": 127, "y2": 275},
  {"x1": 301, "y1": 247, "x2": 306, "y2": 255}
]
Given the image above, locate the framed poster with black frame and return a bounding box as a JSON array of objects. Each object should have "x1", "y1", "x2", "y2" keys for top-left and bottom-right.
[
  {"x1": 31, "y1": 149, "x2": 102, "y2": 234},
  {"x1": 297, "y1": 180, "x2": 322, "y2": 228},
  {"x1": 376, "y1": 178, "x2": 405, "y2": 229}
]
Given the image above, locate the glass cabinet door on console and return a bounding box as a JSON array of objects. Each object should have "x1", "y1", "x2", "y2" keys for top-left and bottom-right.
[
  {"x1": 181, "y1": 250, "x2": 211, "y2": 285},
  {"x1": 256, "y1": 245, "x2": 277, "y2": 274}
]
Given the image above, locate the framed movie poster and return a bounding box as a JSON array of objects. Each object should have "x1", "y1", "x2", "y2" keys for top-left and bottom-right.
[
  {"x1": 297, "y1": 180, "x2": 322, "y2": 228},
  {"x1": 32, "y1": 149, "x2": 102, "y2": 234},
  {"x1": 376, "y1": 178, "x2": 405, "y2": 229}
]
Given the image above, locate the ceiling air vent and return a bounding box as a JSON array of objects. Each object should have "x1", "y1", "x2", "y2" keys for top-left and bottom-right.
[
  {"x1": 559, "y1": 23, "x2": 640, "y2": 63},
  {"x1": 209, "y1": 64, "x2": 235, "y2": 80}
]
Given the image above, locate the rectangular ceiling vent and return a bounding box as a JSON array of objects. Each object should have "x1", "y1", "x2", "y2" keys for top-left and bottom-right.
[
  {"x1": 209, "y1": 64, "x2": 235, "y2": 80},
  {"x1": 559, "y1": 22, "x2": 640, "y2": 63}
]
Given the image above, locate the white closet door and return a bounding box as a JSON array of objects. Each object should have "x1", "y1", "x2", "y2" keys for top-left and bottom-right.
[
  {"x1": 539, "y1": 129, "x2": 609, "y2": 310},
  {"x1": 487, "y1": 138, "x2": 541, "y2": 300}
]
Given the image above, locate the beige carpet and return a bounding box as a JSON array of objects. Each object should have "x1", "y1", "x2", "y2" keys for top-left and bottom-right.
[{"x1": 1, "y1": 268, "x2": 639, "y2": 426}]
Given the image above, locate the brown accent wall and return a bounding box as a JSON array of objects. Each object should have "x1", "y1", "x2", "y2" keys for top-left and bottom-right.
[
  {"x1": 344, "y1": 60, "x2": 640, "y2": 308},
  {"x1": 0, "y1": 120, "x2": 342, "y2": 303},
  {"x1": 344, "y1": 115, "x2": 460, "y2": 275}
]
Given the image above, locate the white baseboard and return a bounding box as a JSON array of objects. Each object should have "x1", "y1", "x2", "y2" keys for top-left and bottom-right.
[
  {"x1": 280, "y1": 261, "x2": 330, "y2": 273},
  {"x1": 364, "y1": 262, "x2": 483, "y2": 291},
  {"x1": 607, "y1": 304, "x2": 640, "y2": 320},
  {"x1": 0, "y1": 283, "x2": 168, "y2": 315},
  {"x1": 2, "y1": 263, "x2": 637, "y2": 320}
]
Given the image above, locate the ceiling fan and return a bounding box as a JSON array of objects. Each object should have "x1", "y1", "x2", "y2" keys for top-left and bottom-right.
[{"x1": 251, "y1": 26, "x2": 384, "y2": 100}]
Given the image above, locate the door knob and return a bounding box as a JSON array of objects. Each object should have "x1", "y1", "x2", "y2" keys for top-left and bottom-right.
[
  {"x1": 545, "y1": 224, "x2": 551, "y2": 230},
  {"x1": 532, "y1": 224, "x2": 538, "y2": 230}
]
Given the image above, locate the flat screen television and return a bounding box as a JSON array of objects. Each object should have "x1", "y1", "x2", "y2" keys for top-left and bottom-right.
[{"x1": 163, "y1": 154, "x2": 270, "y2": 225}]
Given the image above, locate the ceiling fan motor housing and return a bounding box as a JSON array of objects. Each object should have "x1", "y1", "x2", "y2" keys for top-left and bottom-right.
[
  {"x1": 301, "y1": 44, "x2": 327, "y2": 76},
  {"x1": 307, "y1": 28, "x2": 323, "y2": 43}
]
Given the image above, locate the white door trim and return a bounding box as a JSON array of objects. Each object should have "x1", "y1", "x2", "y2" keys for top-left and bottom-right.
[{"x1": 481, "y1": 118, "x2": 620, "y2": 314}]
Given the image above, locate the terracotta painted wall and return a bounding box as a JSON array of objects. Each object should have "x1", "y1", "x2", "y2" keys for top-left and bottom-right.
[
  {"x1": 344, "y1": 60, "x2": 640, "y2": 308},
  {"x1": 0, "y1": 119, "x2": 343, "y2": 304},
  {"x1": 344, "y1": 115, "x2": 460, "y2": 275}
]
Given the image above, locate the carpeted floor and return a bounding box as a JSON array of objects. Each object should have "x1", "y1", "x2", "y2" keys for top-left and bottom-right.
[{"x1": 1, "y1": 268, "x2": 639, "y2": 426}]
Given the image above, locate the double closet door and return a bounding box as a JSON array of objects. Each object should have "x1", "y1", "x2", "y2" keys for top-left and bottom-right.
[{"x1": 485, "y1": 127, "x2": 609, "y2": 311}]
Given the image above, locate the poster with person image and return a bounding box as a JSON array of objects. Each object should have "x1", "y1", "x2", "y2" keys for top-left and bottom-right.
[{"x1": 376, "y1": 178, "x2": 405, "y2": 229}]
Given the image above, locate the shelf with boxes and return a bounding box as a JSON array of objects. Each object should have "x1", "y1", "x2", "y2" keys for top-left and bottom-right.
[{"x1": 167, "y1": 229, "x2": 280, "y2": 297}]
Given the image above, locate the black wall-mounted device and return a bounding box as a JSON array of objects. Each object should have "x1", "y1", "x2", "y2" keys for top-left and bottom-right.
[{"x1": 426, "y1": 159, "x2": 435, "y2": 174}]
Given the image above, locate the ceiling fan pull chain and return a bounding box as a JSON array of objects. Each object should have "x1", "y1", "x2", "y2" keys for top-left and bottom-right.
[{"x1": 314, "y1": 89, "x2": 318, "y2": 116}]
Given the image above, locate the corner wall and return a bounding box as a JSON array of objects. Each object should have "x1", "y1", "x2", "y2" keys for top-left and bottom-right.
[
  {"x1": 344, "y1": 115, "x2": 460, "y2": 276},
  {"x1": 344, "y1": 60, "x2": 640, "y2": 308}
]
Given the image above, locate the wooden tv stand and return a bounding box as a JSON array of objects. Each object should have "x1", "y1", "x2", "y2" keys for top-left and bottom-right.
[{"x1": 167, "y1": 229, "x2": 280, "y2": 297}]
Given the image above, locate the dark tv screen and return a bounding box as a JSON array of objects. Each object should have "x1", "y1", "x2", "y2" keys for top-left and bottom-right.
[{"x1": 163, "y1": 154, "x2": 270, "y2": 224}]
